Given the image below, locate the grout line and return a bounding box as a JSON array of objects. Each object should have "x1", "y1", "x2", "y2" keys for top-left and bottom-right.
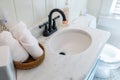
[
  {"x1": 31, "y1": 0, "x2": 35, "y2": 26},
  {"x1": 45, "y1": 0, "x2": 47, "y2": 17},
  {"x1": 12, "y1": 0, "x2": 18, "y2": 22}
]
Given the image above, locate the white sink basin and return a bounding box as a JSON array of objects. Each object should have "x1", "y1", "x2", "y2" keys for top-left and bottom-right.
[{"x1": 48, "y1": 28, "x2": 92, "y2": 55}]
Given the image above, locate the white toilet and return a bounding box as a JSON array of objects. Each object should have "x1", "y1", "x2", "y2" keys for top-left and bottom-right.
[{"x1": 95, "y1": 44, "x2": 120, "y2": 78}]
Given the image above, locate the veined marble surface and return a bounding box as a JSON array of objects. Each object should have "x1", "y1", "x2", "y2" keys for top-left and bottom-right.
[{"x1": 17, "y1": 26, "x2": 110, "y2": 80}]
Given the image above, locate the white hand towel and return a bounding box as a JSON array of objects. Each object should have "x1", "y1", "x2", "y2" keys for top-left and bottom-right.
[
  {"x1": 0, "y1": 31, "x2": 29, "y2": 62},
  {"x1": 0, "y1": 46, "x2": 11, "y2": 66},
  {"x1": 19, "y1": 29, "x2": 38, "y2": 45},
  {"x1": 8, "y1": 21, "x2": 28, "y2": 39},
  {"x1": 8, "y1": 21, "x2": 38, "y2": 44},
  {"x1": 19, "y1": 35, "x2": 43, "y2": 59},
  {"x1": 8, "y1": 21, "x2": 43, "y2": 59}
]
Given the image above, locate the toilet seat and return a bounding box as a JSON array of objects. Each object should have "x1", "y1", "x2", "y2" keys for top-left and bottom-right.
[
  {"x1": 100, "y1": 44, "x2": 120, "y2": 63},
  {"x1": 95, "y1": 44, "x2": 120, "y2": 78}
]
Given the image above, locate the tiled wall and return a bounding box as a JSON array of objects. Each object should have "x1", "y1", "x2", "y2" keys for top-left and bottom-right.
[{"x1": 0, "y1": 0, "x2": 87, "y2": 28}]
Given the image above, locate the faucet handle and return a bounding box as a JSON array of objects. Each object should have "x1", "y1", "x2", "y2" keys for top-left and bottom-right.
[
  {"x1": 52, "y1": 19, "x2": 57, "y2": 31},
  {"x1": 43, "y1": 24, "x2": 49, "y2": 36}
]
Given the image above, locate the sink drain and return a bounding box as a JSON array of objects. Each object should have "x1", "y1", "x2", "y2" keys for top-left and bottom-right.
[{"x1": 59, "y1": 52, "x2": 66, "y2": 55}]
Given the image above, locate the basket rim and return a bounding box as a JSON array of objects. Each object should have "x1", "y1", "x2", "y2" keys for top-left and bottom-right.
[{"x1": 14, "y1": 43, "x2": 45, "y2": 70}]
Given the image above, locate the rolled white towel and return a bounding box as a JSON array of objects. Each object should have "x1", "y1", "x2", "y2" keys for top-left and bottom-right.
[
  {"x1": 0, "y1": 31, "x2": 29, "y2": 62},
  {"x1": 8, "y1": 21, "x2": 29, "y2": 39},
  {"x1": 0, "y1": 46, "x2": 11, "y2": 66},
  {"x1": 8, "y1": 21, "x2": 43, "y2": 59},
  {"x1": 19, "y1": 29, "x2": 38, "y2": 45},
  {"x1": 8, "y1": 21, "x2": 38, "y2": 44},
  {"x1": 19, "y1": 35, "x2": 43, "y2": 59}
]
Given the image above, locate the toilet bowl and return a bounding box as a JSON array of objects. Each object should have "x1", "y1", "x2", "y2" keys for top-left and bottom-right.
[{"x1": 95, "y1": 44, "x2": 120, "y2": 78}]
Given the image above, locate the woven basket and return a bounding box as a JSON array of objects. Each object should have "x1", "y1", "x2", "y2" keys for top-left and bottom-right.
[{"x1": 14, "y1": 43, "x2": 45, "y2": 70}]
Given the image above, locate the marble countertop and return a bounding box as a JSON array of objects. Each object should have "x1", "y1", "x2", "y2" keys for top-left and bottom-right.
[{"x1": 17, "y1": 26, "x2": 110, "y2": 80}]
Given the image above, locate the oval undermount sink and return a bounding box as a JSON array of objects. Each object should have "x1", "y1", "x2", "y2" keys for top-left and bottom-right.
[{"x1": 48, "y1": 28, "x2": 92, "y2": 55}]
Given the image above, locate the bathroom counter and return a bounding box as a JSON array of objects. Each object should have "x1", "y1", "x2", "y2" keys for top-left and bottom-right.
[{"x1": 17, "y1": 26, "x2": 110, "y2": 80}]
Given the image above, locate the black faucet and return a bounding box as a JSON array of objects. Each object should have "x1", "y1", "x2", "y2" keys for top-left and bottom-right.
[{"x1": 39, "y1": 8, "x2": 68, "y2": 37}]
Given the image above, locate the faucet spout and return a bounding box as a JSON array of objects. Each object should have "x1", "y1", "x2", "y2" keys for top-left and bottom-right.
[
  {"x1": 48, "y1": 8, "x2": 67, "y2": 32},
  {"x1": 39, "y1": 8, "x2": 68, "y2": 37}
]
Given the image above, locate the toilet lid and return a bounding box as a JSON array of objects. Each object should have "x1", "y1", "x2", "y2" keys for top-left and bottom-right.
[{"x1": 100, "y1": 44, "x2": 120, "y2": 63}]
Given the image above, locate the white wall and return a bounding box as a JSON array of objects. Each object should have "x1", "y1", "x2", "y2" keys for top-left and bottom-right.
[
  {"x1": 69, "y1": 0, "x2": 88, "y2": 22},
  {"x1": 0, "y1": 0, "x2": 66, "y2": 28},
  {"x1": 87, "y1": 0, "x2": 113, "y2": 18},
  {"x1": 0, "y1": 0, "x2": 88, "y2": 28},
  {"x1": 87, "y1": 0, "x2": 102, "y2": 18},
  {"x1": 0, "y1": 0, "x2": 17, "y2": 25},
  {"x1": 99, "y1": 0, "x2": 113, "y2": 16}
]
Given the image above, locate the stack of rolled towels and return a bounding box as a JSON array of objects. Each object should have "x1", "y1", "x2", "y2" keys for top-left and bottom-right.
[{"x1": 0, "y1": 21, "x2": 43, "y2": 62}]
